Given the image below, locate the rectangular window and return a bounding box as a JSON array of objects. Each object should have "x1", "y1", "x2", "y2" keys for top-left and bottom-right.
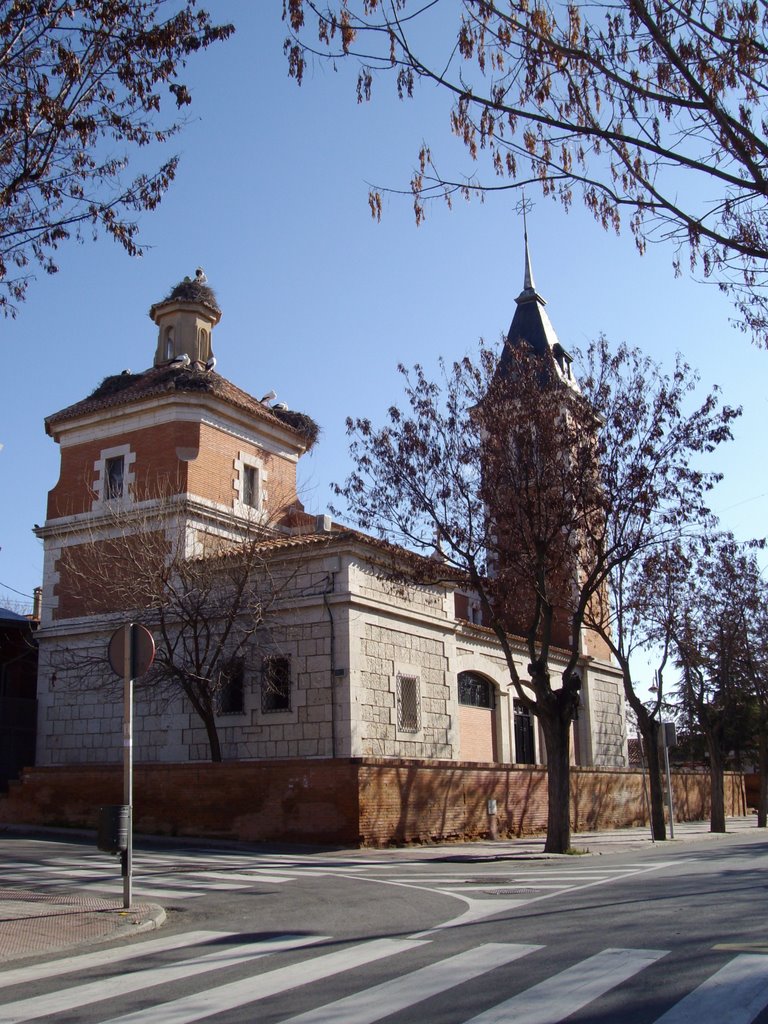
[
  {"x1": 105, "y1": 456, "x2": 125, "y2": 499},
  {"x1": 396, "y1": 674, "x2": 420, "y2": 733},
  {"x1": 218, "y1": 659, "x2": 245, "y2": 715},
  {"x1": 261, "y1": 655, "x2": 291, "y2": 713},
  {"x1": 243, "y1": 465, "x2": 259, "y2": 508},
  {"x1": 514, "y1": 700, "x2": 536, "y2": 764}
]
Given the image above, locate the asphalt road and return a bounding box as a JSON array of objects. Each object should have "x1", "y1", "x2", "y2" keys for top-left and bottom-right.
[{"x1": 2, "y1": 830, "x2": 768, "y2": 1023}]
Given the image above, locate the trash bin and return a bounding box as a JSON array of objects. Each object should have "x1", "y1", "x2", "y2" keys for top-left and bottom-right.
[{"x1": 97, "y1": 804, "x2": 130, "y2": 854}]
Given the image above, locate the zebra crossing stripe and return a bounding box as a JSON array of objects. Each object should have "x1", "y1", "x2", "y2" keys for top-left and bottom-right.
[
  {"x1": 0, "y1": 933, "x2": 327, "y2": 1024},
  {"x1": 0, "y1": 931, "x2": 229, "y2": 991},
  {"x1": 98, "y1": 937, "x2": 428, "y2": 1024},
  {"x1": 179, "y1": 871, "x2": 292, "y2": 885},
  {"x1": 652, "y1": 954, "x2": 768, "y2": 1024},
  {"x1": 128, "y1": 879, "x2": 257, "y2": 892},
  {"x1": 462, "y1": 947, "x2": 668, "y2": 1024},
  {"x1": 279, "y1": 942, "x2": 542, "y2": 1024}
]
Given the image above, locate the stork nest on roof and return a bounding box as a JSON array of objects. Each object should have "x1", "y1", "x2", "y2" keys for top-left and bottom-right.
[
  {"x1": 162, "y1": 278, "x2": 220, "y2": 311},
  {"x1": 270, "y1": 408, "x2": 320, "y2": 448}
]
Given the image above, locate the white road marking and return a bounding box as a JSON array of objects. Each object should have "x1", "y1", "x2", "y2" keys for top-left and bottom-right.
[
  {"x1": 128, "y1": 879, "x2": 255, "y2": 892},
  {"x1": 462, "y1": 947, "x2": 668, "y2": 1024},
  {"x1": 653, "y1": 954, "x2": 768, "y2": 1023},
  {"x1": 184, "y1": 871, "x2": 292, "y2": 885},
  {"x1": 0, "y1": 931, "x2": 229, "y2": 991},
  {"x1": 455, "y1": 884, "x2": 565, "y2": 892},
  {"x1": 279, "y1": 942, "x2": 542, "y2": 1024},
  {"x1": 0, "y1": 933, "x2": 326, "y2": 1024},
  {"x1": 98, "y1": 937, "x2": 428, "y2": 1024}
]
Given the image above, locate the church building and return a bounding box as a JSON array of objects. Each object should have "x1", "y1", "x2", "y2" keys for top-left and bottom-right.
[{"x1": 21, "y1": 256, "x2": 628, "y2": 843}]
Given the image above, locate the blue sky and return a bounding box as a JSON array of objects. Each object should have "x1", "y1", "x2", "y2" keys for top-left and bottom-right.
[{"x1": 1, "y1": 3, "x2": 766, "y2": 615}]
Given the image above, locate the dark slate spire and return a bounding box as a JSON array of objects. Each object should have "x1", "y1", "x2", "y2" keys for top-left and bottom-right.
[{"x1": 497, "y1": 229, "x2": 578, "y2": 389}]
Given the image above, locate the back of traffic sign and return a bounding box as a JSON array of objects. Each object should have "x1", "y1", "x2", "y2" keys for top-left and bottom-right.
[{"x1": 108, "y1": 623, "x2": 155, "y2": 678}]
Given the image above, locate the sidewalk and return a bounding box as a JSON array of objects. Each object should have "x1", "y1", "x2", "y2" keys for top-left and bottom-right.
[
  {"x1": 0, "y1": 890, "x2": 165, "y2": 964},
  {"x1": 0, "y1": 817, "x2": 761, "y2": 964}
]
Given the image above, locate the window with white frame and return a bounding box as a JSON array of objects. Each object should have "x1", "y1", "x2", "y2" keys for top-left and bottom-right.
[
  {"x1": 93, "y1": 444, "x2": 135, "y2": 508},
  {"x1": 396, "y1": 673, "x2": 420, "y2": 733},
  {"x1": 234, "y1": 452, "x2": 267, "y2": 517}
]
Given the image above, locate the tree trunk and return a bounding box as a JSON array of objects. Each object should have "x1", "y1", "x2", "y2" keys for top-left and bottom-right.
[
  {"x1": 637, "y1": 711, "x2": 667, "y2": 841},
  {"x1": 201, "y1": 708, "x2": 223, "y2": 763},
  {"x1": 706, "y1": 733, "x2": 726, "y2": 833},
  {"x1": 540, "y1": 709, "x2": 572, "y2": 854}
]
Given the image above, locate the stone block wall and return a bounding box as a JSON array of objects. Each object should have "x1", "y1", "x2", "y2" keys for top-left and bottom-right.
[
  {"x1": 36, "y1": 612, "x2": 338, "y2": 765},
  {"x1": 356, "y1": 623, "x2": 453, "y2": 759},
  {"x1": 584, "y1": 670, "x2": 628, "y2": 767}
]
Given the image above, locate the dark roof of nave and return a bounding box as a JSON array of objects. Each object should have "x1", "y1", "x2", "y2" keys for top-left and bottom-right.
[{"x1": 45, "y1": 364, "x2": 320, "y2": 449}]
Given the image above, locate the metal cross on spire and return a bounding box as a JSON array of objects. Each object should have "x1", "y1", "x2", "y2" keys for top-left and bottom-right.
[{"x1": 515, "y1": 192, "x2": 536, "y2": 293}]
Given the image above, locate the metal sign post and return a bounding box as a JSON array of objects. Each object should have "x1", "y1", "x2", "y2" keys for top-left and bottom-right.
[
  {"x1": 660, "y1": 720, "x2": 676, "y2": 839},
  {"x1": 122, "y1": 624, "x2": 133, "y2": 909},
  {"x1": 108, "y1": 623, "x2": 155, "y2": 910}
]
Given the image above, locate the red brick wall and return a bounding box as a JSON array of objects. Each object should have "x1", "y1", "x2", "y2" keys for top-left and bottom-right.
[
  {"x1": 458, "y1": 706, "x2": 497, "y2": 763},
  {"x1": 54, "y1": 530, "x2": 169, "y2": 618},
  {"x1": 47, "y1": 420, "x2": 300, "y2": 527},
  {"x1": 47, "y1": 423, "x2": 199, "y2": 518},
  {"x1": 0, "y1": 759, "x2": 745, "y2": 846},
  {"x1": 190, "y1": 424, "x2": 298, "y2": 511},
  {"x1": 0, "y1": 761, "x2": 362, "y2": 844}
]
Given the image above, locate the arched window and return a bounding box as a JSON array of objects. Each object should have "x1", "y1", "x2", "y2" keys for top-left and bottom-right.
[
  {"x1": 458, "y1": 672, "x2": 495, "y2": 709},
  {"x1": 165, "y1": 327, "x2": 175, "y2": 360}
]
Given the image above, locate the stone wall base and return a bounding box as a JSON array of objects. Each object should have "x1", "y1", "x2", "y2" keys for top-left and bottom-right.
[{"x1": 0, "y1": 759, "x2": 746, "y2": 846}]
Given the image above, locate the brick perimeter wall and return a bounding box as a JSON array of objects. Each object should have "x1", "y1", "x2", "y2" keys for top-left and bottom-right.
[
  {"x1": 0, "y1": 759, "x2": 745, "y2": 846},
  {"x1": 0, "y1": 761, "x2": 362, "y2": 845}
]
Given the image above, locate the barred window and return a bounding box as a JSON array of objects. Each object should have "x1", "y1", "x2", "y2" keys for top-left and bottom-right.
[
  {"x1": 396, "y1": 674, "x2": 420, "y2": 733},
  {"x1": 218, "y1": 659, "x2": 245, "y2": 715},
  {"x1": 458, "y1": 672, "x2": 495, "y2": 709},
  {"x1": 262, "y1": 655, "x2": 291, "y2": 713}
]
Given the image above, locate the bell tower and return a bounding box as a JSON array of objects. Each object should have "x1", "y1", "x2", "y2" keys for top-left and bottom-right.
[
  {"x1": 37, "y1": 271, "x2": 318, "y2": 627},
  {"x1": 150, "y1": 269, "x2": 221, "y2": 367}
]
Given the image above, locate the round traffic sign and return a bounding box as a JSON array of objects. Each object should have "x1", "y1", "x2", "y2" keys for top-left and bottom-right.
[{"x1": 108, "y1": 623, "x2": 155, "y2": 677}]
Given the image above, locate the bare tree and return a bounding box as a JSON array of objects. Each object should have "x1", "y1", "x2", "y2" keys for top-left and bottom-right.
[
  {"x1": 671, "y1": 536, "x2": 765, "y2": 832},
  {"x1": 0, "y1": 1, "x2": 233, "y2": 312},
  {"x1": 285, "y1": 0, "x2": 768, "y2": 342},
  {"x1": 333, "y1": 337, "x2": 736, "y2": 851},
  {"x1": 54, "y1": 497, "x2": 298, "y2": 762},
  {"x1": 742, "y1": 569, "x2": 768, "y2": 827},
  {"x1": 578, "y1": 340, "x2": 739, "y2": 839}
]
